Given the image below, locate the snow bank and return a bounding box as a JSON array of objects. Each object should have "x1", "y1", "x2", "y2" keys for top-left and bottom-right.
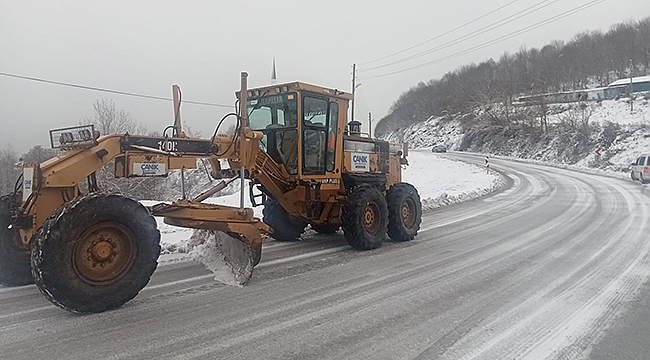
[{"x1": 404, "y1": 150, "x2": 503, "y2": 210}]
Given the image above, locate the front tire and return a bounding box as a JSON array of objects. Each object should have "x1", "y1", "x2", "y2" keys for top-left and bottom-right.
[
  {"x1": 386, "y1": 183, "x2": 422, "y2": 241},
  {"x1": 31, "y1": 194, "x2": 160, "y2": 313},
  {"x1": 263, "y1": 198, "x2": 305, "y2": 242},
  {"x1": 0, "y1": 194, "x2": 34, "y2": 286},
  {"x1": 342, "y1": 184, "x2": 388, "y2": 250}
]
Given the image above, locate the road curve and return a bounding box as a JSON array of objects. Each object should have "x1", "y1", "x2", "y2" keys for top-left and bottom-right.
[{"x1": 1, "y1": 154, "x2": 650, "y2": 359}]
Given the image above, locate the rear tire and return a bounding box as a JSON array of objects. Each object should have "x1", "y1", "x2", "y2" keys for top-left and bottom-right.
[
  {"x1": 631, "y1": 170, "x2": 638, "y2": 181},
  {"x1": 263, "y1": 198, "x2": 305, "y2": 242},
  {"x1": 641, "y1": 173, "x2": 649, "y2": 184},
  {"x1": 0, "y1": 194, "x2": 34, "y2": 287},
  {"x1": 386, "y1": 183, "x2": 422, "y2": 241},
  {"x1": 342, "y1": 184, "x2": 388, "y2": 250},
  {"x1": 31, "y1": 194, "x2": 160, "y2": 313}
]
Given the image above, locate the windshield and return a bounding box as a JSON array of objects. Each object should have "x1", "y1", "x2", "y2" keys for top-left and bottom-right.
[{"x1": 247, "y1": 93, "x2": 298, "y2": 131}]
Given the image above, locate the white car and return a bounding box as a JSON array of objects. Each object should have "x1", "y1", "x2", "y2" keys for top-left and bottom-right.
[{"x1": 631, "y1": 154, "x2": 650, "y2": 183}]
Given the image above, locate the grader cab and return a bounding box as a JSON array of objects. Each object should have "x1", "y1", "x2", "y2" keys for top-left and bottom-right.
[{"x1": 0, "y1": 72, "x2": 422, "y2": 313}]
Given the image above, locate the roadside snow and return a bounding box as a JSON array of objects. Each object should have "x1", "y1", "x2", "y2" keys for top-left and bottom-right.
[
  {"x1": 405, "y1": 150, "x2": 503, "y2": 210},
  {"x1": 151, "y1": 151, "x2": 502, "y2": 255}
]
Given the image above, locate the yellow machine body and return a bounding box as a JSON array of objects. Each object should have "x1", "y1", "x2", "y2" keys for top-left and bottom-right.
[{"x1": 3, "y1": 73, "x2": 418, "y2": 314}]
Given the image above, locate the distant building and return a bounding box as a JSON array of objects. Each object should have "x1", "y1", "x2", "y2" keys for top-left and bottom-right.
[
  {"x1": 584, "y1": 87, "x2": 606, "y2": 101},
  {"x1": 516, "y1": 75, "x2": 650, "y2": 106},
  {"x1": 516, "y1": 90, "x2": 587, "y2": 105},
  {"x1": 607, "y1": 75, "x2": 650, "y2": 94}
]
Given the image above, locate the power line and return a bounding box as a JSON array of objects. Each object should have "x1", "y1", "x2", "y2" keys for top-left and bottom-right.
[
  {"x1": 360, "y1": 0, "x2": 607, "y2": 80},
  {"x1": 361, "y1": 0, "x2": 559, "y2": 72},
  {"x1": 0, "y1": 72, "x2": 234, "y2": 108},
  {"x1": 359, "y1": 0, "x2": 521, "y2": 66}
]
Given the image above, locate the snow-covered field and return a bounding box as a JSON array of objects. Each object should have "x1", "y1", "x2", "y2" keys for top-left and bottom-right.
[{"x1": 151, "y1": 152, "x2": 502, "y2": 255}]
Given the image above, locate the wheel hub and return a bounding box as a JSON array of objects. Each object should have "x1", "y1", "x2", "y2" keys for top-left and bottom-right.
[
  {"x1": 363, "y1": 203, "x2": 380, "y2": 234},
  {"x1": 401, "y1": 199, "x2": 416, "y2": 227},
  {"x1": 73, "y1": 222, "x2": 137, "y2": 285},
  {"x1": 89, "y1": 238, "x2": 115, "y2": 263}
]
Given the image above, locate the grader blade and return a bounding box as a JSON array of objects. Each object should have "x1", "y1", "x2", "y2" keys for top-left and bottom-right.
[
  {"x1": 153, "y1": 200, "x2": 271, "y2": 286},
  {"x1": 189, "y1": 229, "x2": 255, "y2": 286}
]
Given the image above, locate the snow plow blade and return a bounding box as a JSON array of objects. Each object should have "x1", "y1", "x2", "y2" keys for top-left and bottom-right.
[
  {"x1": 150, "y1": 201, "x2": 272, "y2": 285},
  {"x1": 188, "y1": 229, "x2": 257, "y2": 286}
]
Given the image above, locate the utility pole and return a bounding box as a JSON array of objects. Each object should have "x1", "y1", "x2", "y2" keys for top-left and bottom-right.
[
  {"x1": 271, "y1": 57, "x2": 277, "y2": 84},
  {"x1": 351, "y1": 63, "x2": 356, "y2": 122},
  {"x1": 368, "y1": 112, "x2": 372, "y2": 138},
  {"x1": 630, "y1": 59, "x2": 634, "y2": 112}
]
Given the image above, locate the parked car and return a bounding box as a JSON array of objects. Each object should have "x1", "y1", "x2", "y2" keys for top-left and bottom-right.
[
  {"x1": 631, "y1": 154, "x2": 650, "y2": 183},
  {"x1": 432, "y1": 145, "x2": 447, "y2": 153}
]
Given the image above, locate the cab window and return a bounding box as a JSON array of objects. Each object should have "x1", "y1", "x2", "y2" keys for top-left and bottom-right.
[
  {"x1": 303, "y1": 97, "x2": 327, "y2": 127},
  {"x1": 247, "y1": 93, "x2": 298, "y2": 130},
  {"x1": 247, "y1": 93, "x2": 298, "y2": 174}
]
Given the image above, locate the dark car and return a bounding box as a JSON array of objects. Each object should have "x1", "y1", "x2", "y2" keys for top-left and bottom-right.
[{"x1": 432, "y1": 145, "x2": 447, "y2": 153}]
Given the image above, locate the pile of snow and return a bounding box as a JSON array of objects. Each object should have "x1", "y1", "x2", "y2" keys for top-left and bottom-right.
[
  {"x1": 404, "y1": 150, "x2": 503, "y2": 210},
  {"x1": 150, "y1": 152, "x2": 501, "y2": 256},
  {"x1": 188, "y1": 230, "x2": 254, "y2": 286}
]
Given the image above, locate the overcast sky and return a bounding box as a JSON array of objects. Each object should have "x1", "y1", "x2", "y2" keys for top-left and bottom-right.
[{"x1": 1, "y1": 0, "x2": 648, "y2": 153}]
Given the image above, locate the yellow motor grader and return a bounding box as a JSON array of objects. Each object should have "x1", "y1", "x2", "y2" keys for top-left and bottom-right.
[{"x1": 0, "y1": 72, "x2": 422, "y2": 313}]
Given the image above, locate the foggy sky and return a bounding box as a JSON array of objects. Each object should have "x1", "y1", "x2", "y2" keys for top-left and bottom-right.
[{"x1": 1, "y1": 0, "x2": 648, "y2": 153}]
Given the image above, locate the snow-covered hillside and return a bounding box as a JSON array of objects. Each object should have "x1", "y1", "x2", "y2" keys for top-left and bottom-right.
[
  {"x1": 385, "y1": 96, "x2": 650, "y2": 173},
  {"x1": 382, "y1": 115, "x2": 465, "y2": 150}
]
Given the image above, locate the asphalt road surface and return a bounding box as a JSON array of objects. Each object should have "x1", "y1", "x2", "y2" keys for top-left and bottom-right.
[{"x1": 2, "y1": 154, "x2": 650, "y2": 359}]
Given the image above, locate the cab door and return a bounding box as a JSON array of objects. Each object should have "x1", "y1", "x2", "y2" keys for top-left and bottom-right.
[
  {"x1": 301, "y1": 95, "x2": 329, "y2": 175},
  {"x1": 300, "y1": 95, "x2": 340, "y2": 219},
  {"x1": 300, "y1": 96, "x2": 339, "y2": 176}
]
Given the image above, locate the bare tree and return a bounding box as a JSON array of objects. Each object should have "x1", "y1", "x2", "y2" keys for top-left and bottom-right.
[
  {"x1": 78, "y1": 100, "x2": 173, "y2": 199},
  {"x1": 0, "y1": 147, "x2": 20, "y2": 194},
  {"x1": 84, "y1": 99, "x2": 147, "y2": 135},
  {"x1": 22, "y1": 145, "x2": 57, "y2": 163}
]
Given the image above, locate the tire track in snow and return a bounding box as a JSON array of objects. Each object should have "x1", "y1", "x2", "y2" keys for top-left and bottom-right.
[{"x1": 434, "y1": 165, "x2": 650, "y2": 360}]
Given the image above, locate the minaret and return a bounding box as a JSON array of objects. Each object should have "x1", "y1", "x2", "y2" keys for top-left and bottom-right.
[{"x1": 271, "y1": 57, "x2": 277, "y2": 84}]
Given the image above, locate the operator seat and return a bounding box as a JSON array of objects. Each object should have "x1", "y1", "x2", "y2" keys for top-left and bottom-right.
[
  {"x1": 264, "y1": 123, "x2": 283, "y2": 164},
  {"x1": 277, "y1": 129, "x2": 298, "y2": 174},
  {"x1": 265, "y1": 123, "x2": 298, "y2": 175}
]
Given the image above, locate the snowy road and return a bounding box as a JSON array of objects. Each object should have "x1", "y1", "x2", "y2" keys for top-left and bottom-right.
[{"x1": 2, "y1": 154, "x2": 650, "y2": 359}]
